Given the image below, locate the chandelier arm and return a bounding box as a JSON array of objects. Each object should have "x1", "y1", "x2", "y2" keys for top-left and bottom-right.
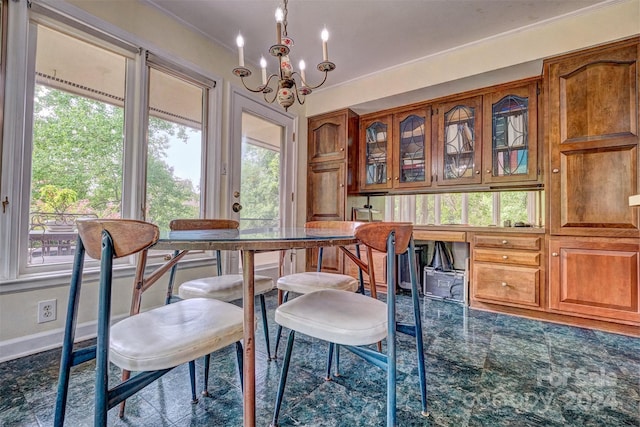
[
  {"x1": 239, "y1": 76, "x2": 267, "y2": 93},
  {"x1": 263, "y1": 86, "x2": 279, "y2": 104},
  {"x1": 297, "y1": 70, "x2": 329, "y2": 90},
  {"x1": 294, "y1": 85, "x2": 307, "y2": 106}
]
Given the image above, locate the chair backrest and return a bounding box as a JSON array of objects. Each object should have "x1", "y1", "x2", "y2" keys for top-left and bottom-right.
[
  {"x1": 305, "y1": 220, "x2": 363, "y2": 234},
  {"x1": 169, "y1": 219, "x2": 239, "y2": 278},
  {"x1": 76, "y1": 219, "x2": 159, "y2": 260},
  {"x1": 304, "y1": 221, "x2": 364, "y2": 272},
  {"x1": 169, "y1": 219, "x2": 239, "y2": 231},
  {"x1": 354, "y1": 222, "x2": 413, "y2": 255}
]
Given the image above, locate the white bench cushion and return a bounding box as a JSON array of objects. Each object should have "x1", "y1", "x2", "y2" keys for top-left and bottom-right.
[
  {"x1": 178, "y1": 274, "x2": 274, "y2": 301},
  {"x1": 275, "y1": 289, "x2": 387, "y2": 346},
  {"x1": 277, "y1": 272, "x2": 358, "y2": 294},
  {"x1": 110, "y1": 298, "x2": 244, "y2": 371}
]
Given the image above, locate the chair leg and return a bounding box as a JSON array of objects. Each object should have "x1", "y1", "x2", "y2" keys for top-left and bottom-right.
[
  {"x1": 118, "y1": 370, "x2": 131, "y2": 417},
  {"x1": 259, "y1": 294, "x2": 272, "y2": 360},
  {"x1": 270, "y1": 330, "x2": 295, "y2": 427},
  {"x1": 408, "y1": 242, "x2": 428, "y2": 416},
  {"x1": 325, "y1": 342, "x2": 334, "y2": 380},
  {"x1": 202, "y1": 354, "x2": 211, "y2": 397},
  {"x1": 188, "y1": 360, "x2": 199, "y2": 403},
  {"x1": 54, "y1": 241, "x2": 86, "y2": 427},
  {"x1": 273, "y1": 291, "x2": 290, "y2": 357},
  {"x1": 334, "y1": 344, "x2": 341, "y2": 377},
  {"x1": 235, "y1": 341, "x2": 244, "y2": 391}
]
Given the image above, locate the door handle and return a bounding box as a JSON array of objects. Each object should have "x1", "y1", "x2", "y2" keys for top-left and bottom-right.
[{"x1": 232, "y1": 202, "x2": 243, "y2": 212}]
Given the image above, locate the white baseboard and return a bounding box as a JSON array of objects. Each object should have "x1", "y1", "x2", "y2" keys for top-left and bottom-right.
[{"x1": 0, "y1": 313, "x2": 127, "y2": 363}]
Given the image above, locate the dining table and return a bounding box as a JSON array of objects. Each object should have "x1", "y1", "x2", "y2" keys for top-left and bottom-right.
[{"x1": 141, "y1": 226, "x2": 359, "y2": 427}]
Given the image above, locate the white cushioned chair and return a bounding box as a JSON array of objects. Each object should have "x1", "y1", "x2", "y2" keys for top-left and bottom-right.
[
  {"x1": 273, "y1": 220, "x2": 364, "y2": 357},
  {"x1": 167, "y1": 219, "x2": 275, "y2": 396},
  {"x1": 54, "y1": 219, "x2": 245, "y2": 427},
  {"x1": 269, "y1": 222, "x2": 428, "y2": 427}
]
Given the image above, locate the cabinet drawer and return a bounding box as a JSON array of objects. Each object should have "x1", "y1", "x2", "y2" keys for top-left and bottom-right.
[
  {"x1": 473, "y1": 264, "x2": 540, "y2": 307},
  {"x1": 474, "y1": 235, "x2": 541, "y2": 250},
  {"x1": 473, "y1": 248, "x2": 540, "y2": 266}
]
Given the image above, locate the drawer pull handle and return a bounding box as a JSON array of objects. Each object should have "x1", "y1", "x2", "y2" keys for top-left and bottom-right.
[
  {"x1": 552, "y1": 252, "x2": 558, "y2": 257},
  {"x1": 502, "y1": 240, "x2": 508, "y2": 245},
  {"x1": 552, "y1": 168, "x2": 559, "y2": 173},
  {"x1": 501, "y1": 282, "x2": 508, "y2": 287},
  {"x1": 502, "y1": 255, "x2": 508, "y2": 260}
]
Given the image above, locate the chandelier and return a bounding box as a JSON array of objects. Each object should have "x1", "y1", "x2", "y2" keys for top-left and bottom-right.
[{"x1": 232, "y1": 0, "x2": 335, "y2": 111}]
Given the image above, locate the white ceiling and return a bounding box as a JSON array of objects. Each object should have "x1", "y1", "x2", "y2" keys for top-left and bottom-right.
[{"x1": 143, "y1": 0, "x2": 609, "y2": 91}]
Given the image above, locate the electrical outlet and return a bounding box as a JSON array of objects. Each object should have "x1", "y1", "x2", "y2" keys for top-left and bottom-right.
[{"x1": 37, "y1": 299, "x2": 57, "y2": 323}]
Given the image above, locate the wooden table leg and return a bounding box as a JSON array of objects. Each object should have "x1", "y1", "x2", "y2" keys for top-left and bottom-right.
[{"x1": 242, "y1": 250, "x2": 256, "y2": 427}]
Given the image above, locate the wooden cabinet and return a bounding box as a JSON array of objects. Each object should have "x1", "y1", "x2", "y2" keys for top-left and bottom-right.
[
  {"x1": 482, "y1": 82, "x2": 539, "y2": 184},
  {"x1": 360, "y1": 107, "x2": 431, "y2": 192},
  {"x1": 471, "y1": 233, "x2": 544, "y2": 310},
  {"x1": 549, "y1": 236, "x2": 640, "y2": 325},
  {"x1": 434, "y1": 96, "x2": 483, "y2": 186},
  {"x1": 545, "y1": 37, "x2": 640, "y2": 238},
  {"x1": 306, "y1": 109, "x2": 359, "y2": 272}
]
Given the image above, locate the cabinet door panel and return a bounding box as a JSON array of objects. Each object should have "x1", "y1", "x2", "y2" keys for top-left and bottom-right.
[
  {"x1": 547, "y1": 38, "x2": 640, "y2": 237},
  {"x1": 307, "y1": 161, "x2": 345, "y2": 222},
  {"x1": 555, "y1": 147, "x2": 638, "y2": 232},
  {"x1": 549, "y1": 237, "x2": 640, "y2": 324},
  {"x1": 306, "y1": 161, "x2": 345, "y2": 273},
  {"x1": 308, "y1": 115, "x2": 346, "y2": 163},
  {"x1": 561, "y1": 61, "x2": 637, "y2": 143}
]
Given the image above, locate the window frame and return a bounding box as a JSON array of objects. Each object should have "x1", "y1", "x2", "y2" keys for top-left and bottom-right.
[{"x1": 0, "y1": 0, "x2": 223, "y2": 289}]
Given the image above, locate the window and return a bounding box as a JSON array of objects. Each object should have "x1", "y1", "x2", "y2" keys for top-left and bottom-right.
[
  {"x1": 384, "y1": 191, "x2": 542, "y2": 226},
  {"x1": 145, "y1": 66, "x2": 204, "y2": 232},
  {"x1": 0, "y1": 2, "x2": 218, "y2": 282}
]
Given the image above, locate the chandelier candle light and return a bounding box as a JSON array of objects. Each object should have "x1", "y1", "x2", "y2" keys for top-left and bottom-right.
[{"x1": 233, "y1": 0, "x2": 336, "y2": 111}]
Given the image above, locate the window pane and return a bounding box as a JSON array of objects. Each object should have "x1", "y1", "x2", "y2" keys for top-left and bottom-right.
[
  {"x1": 240, "y1": 142, "x2": 280, "y2": 229},
  {"x1": 415, "y1": 194, "x2": 435, "y2": 224},
  {"x1": 440, "y1": 193, "x2": 463, "y2": 224},
  {"x1": 501, "y1": 191, "x2": 529, "y2": 225},
  {"x1": 28, "y1": 25, "x2": 126, "y2": 266},
  {"x1": 468, "y1": 192, "x2": 495, "y2": 226},
  {"x1": 146, "y1": 68, "x2": 203, "y2": 232}
]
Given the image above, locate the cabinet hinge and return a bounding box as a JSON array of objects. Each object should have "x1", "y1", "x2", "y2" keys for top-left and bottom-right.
[{"x1": 536, "y1": 84, "x2": 541, "y2": 96}]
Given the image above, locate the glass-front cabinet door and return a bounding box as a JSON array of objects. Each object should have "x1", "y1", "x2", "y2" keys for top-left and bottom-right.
[
  {"x1": 435, "y1": 96, "x2": 483, "y2": 186},
  {"x1": 360, "y1": 114, "x2": 392, "y2": 191},
  {"x1": 482, "y1": 82, "x2": 538, "y2": 184},
  {"x1": 392, "y1": 107, "x2": 432, "y2": 189}
]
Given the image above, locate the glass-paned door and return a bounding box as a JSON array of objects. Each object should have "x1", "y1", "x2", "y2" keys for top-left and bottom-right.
[
  {"x1": 230, "y1": 92, "x2": 294, "y2": 273},
  {"x1": 437, "y1": 96, "x2": 483, "y2": 186},
  {"x1": 361, "y1": 114, "x2": 392, "y2": 191},
  {"x1": 491, "y1": 95, "x2": 528, "y2": 176},
  {"x1": 394, "y1": 107, "x2": 431, "y2": 189}
]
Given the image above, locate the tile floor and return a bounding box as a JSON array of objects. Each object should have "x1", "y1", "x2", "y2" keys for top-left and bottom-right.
[{"x1": 1, "y1": 291, "x2": 639, "y2": 426}]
